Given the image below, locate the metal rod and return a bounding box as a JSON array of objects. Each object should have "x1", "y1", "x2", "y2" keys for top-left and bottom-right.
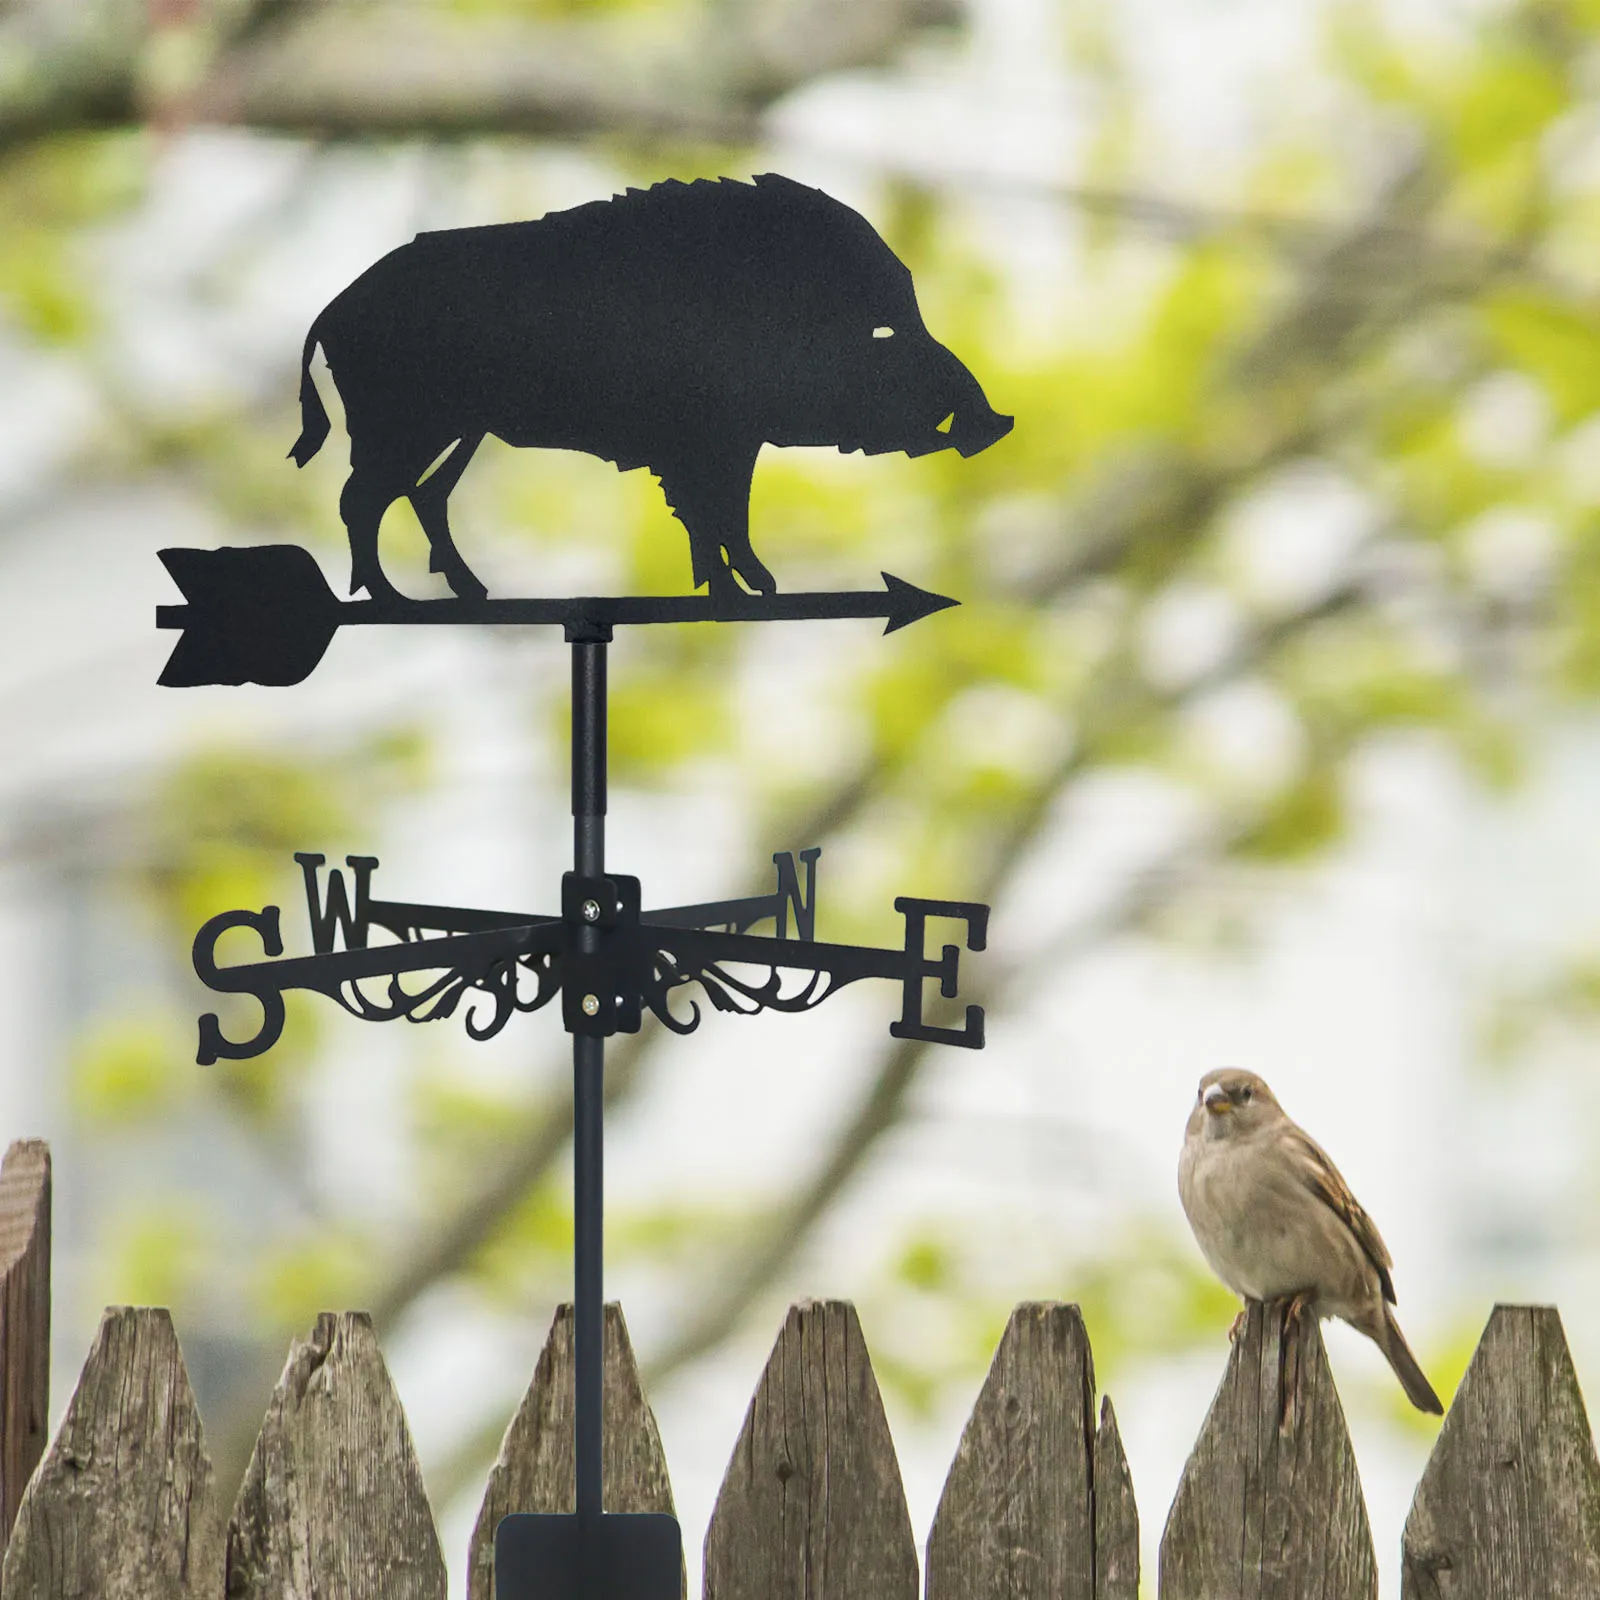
[{"x1": 571, "y1": 639, "x2": 606, "y2": 1523}]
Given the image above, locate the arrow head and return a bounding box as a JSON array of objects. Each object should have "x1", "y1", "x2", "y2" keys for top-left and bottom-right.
[
  {"x1": 880, "y1": 572, "x2": 959, "y2": 634},
  {"x1": 157, "y1": 546, "x2": 342, "y2": 686}
]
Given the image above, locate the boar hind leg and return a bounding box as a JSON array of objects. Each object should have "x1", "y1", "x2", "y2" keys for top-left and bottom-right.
[
  {"x1": 408, "y1": 434, "x2": 487, "y2": 600},
  {"x1": 339, "y1": 466, "x2": 403, "y2": 599}
]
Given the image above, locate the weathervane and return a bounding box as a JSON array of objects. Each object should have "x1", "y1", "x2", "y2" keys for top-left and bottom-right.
[{"x1": 158, "y1": 174, "x2": 1011, "y2": 1600}]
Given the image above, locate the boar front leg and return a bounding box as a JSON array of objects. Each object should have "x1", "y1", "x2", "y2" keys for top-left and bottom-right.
[{"x1": 657, "y1": 446, "x2": 775, "y2": 602}]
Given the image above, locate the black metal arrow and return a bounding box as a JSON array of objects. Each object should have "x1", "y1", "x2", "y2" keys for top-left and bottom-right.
[{"x1": 155, "y1": 545, "x2": 959, "y2": 686}]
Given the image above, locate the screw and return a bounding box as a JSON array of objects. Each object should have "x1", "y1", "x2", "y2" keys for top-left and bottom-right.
[
  {"x1": 581, "y1": 994, "x2": 600, "y2": 1016},
  {"x1": 581, "y1": 899, "x2": 601, "y2": 923}
]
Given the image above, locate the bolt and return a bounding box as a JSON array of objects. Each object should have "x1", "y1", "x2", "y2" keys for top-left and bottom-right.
[
  {"x1": 581, "y1": 994, "x2": 600, "y2": 1017},
  {"x1": 581, "y1": 899, "x2": 601, "y2": 923}
]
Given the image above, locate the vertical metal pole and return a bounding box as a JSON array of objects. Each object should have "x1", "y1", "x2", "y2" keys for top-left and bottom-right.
[{"x1": 571, "y1": 639, "x2": 606, "y2": 1524}]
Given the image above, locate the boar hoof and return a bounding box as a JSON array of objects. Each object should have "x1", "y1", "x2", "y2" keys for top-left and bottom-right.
[
  {"x1": 351, "y1": 565, "x2": 399, "y2": 601},
  {"x1": 729, "y1": 559, "x2": 777, "y2": 596}
]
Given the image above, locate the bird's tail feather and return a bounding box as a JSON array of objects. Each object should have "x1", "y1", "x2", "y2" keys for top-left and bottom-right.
[{"x1": 1378, "y1": 1306, "x2": 1444, "y2": 1415}]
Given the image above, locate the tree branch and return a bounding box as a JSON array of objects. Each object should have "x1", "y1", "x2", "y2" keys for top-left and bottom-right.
[{"x1": 0, "y1": 0, "x2": 961, "y2": 151}]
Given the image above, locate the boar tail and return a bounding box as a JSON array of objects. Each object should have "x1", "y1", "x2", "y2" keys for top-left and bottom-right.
[{"x1": 288, "y1": 321, "x2": 330, "y2": 467}]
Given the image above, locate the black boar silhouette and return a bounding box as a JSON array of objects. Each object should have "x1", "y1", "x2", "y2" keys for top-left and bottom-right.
[{"x1": 291, "y1": 173, "x2": 1013, "y2": 603}]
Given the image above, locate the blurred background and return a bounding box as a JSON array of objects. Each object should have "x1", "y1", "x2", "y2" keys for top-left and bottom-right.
[{"x1": 3, "y1": 0, "x2": 1600, "y2": 1592}]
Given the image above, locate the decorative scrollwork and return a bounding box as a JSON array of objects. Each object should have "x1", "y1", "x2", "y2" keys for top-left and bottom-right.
[
  {"x1": 320, "y1": 944, "x2": 562, "y2": 1041},
  {"x1": 642, "y1": 945, "x2": 843, "y2": 1035},
  {"x1": 193, "y1": 903, "x2": 566, "y2": 1062}
]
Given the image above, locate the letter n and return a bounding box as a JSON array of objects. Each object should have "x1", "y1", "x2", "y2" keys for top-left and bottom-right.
[
  {"x1": 294, "y1": 853, "x2": 378, "y2": 954},
  {"x1": 772, "y1": 848, "x2": 820, "y2": 942}
]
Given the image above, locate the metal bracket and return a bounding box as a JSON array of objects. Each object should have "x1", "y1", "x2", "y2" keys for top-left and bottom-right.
[{"x1": 562, "y1": 872, "x2": 642, "y2": 1037}]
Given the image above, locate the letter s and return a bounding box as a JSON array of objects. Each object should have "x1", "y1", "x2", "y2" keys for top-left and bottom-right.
[{"x1": 192, "y1": 906, "x2": 286, "y2": 1065}]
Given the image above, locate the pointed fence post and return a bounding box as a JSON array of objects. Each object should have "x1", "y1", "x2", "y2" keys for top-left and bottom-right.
[
  {"x1": 225, "y1": 1310, "x2": 445, "y2": 1600},
  {"x1": 1403, "y1": 1304, "x2": 1600, "y2": 1599},
  {"x1": 703, "y1": 1299, "x2": 917, "y2": 1600},
  {"x1": 0, "y1": 1306, "x2": 222, "y2": 1600},
  {"x1": 0, "y1": 1140, "x2": 49, "y2": 1560},
  {"x1": 925, "y1": 1302, "x2": 1138, "y2": 1600},
  {"x1": 467, "y1": 1302, "x2": 681, "y2": 1600},
  {"x1": 1093, "y1": 1394, "x2": 1139, "y2": 1600},
  {"x1": 1159, "y1": 1301, "x2": 1377, "y2": 1600}
]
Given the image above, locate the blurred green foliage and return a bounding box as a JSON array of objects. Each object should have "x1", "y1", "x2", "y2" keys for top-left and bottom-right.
[
  {"x1": 0, "y1": 134, "x2": 144, "y2": 342},
  {"x1": 102, "y1": 1199, "x2": 215, "y2": 1310},
  {"x1": 1481, "y1": 950, "x2": 1600, "y2": 1065},
  {"x1": 71, "y1": 1012, "x2": 196, "y2": 1123},
  {"x1": 859, "y1": 1213, "x2": 1241, "y2": 1420},
  {"x1": 252, "y1": 1225, "x2": 377, "y2": 1331},
  {"x1": 140, "y1": 731, "x2": 429, "y2": 938}
]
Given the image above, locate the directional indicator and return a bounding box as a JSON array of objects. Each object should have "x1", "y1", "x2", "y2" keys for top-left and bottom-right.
[
  {"x1": 190, "y1": 849, "x2": 986, "y2": 1064},
  {"x1": 155, "y1": 545, "x2": 958, "y2": 686}
]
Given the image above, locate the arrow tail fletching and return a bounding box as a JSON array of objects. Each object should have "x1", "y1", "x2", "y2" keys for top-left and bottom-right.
[{"x1": 157, "y1": 546, "x2": 342, "y2": 686}]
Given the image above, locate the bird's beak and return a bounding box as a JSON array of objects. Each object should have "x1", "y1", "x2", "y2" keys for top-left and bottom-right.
[{"x1": 1203, "y1": 1084, "x2": 1231, "y2": 1115}]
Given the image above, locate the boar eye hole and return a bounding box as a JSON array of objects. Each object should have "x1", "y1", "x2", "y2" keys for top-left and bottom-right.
[{"x1": 872, "y1": 325, "x2": 895, "y2": 339}]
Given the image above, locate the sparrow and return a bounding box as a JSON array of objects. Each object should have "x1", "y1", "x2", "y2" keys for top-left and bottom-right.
[{"x1": 1178, "y1": 1067, "x2": 1443, "y2": 1415}]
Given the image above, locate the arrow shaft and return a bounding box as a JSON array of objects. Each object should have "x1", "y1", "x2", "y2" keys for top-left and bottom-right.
[
  {"x1": 156, "y1": 589, "x2": 924, "y2": 631},
  {"x1": 341, "y1": 591, "x2": 899, "y2": 627}
]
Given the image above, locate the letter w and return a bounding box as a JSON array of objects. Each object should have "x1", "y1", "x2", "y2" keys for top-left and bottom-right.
[{"x1": 294, "y1": 853, "x2": 378, "y2": 953}]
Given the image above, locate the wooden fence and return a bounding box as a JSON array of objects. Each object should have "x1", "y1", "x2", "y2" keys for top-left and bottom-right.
[{"x1": 1, "y1": 1139, "x2": 1598, "y2": 1598}]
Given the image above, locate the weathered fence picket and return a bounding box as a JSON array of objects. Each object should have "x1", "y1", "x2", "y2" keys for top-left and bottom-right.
[
  {"x1": 226, "y1": 1309, "x2": 446, "y2": 1600},
  {"x1": 4, "y1": 1139, "x2": 1600, "y2": 1598},
  {"x1": 1159, "y1": 1299, "x2": 1378, "y2": 1600},
  {"x1": 1402, "y1": 1304, "x2": 1600, "y2": 1599},
  {"x1": 468, "y1": 1302, "x2": 681, "y2": 1600},
  {"x1": 926, "y1": 1301, "x2": 1137, "y2": 1600},
  {"x1": 1, "y1": 1306, "x2": 223, "y2": 1600},
  {"x1": 0, "y1": 1140, "x2": 49, "y2": 1561},
  {"x1": 703, "y1": 1298, "x2": 918, "y2": 1600},
  {"x1": 1092, "y1": 1398, "x2": 1139, "y2": 1598}
]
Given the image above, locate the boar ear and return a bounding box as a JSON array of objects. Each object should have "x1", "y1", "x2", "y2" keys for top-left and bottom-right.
[{"x1": 753, "y1": 172, "x2": 817, "y2": 200}]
